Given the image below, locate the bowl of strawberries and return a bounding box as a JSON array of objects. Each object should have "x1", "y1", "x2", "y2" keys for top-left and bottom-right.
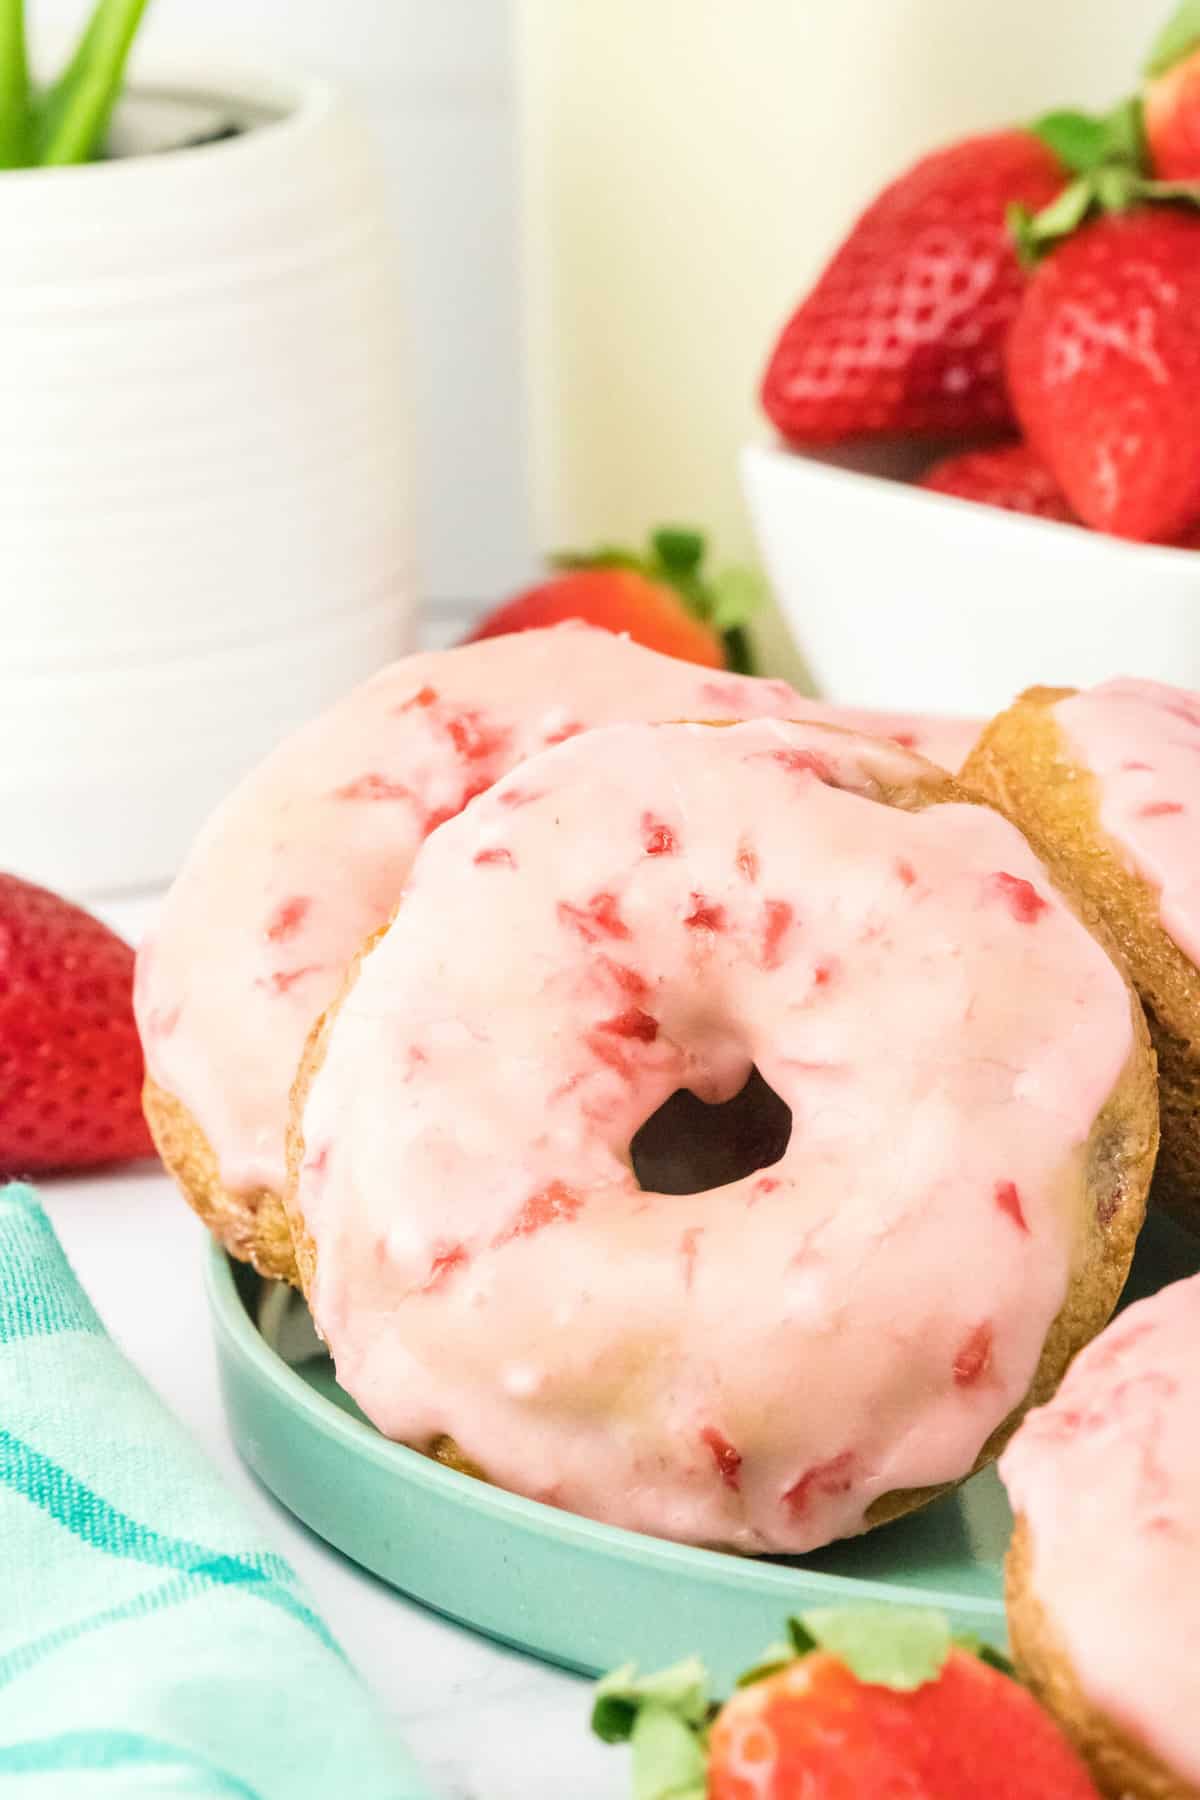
[{"x1": 743, "y1": 2, "x2": 1200, "y2": 716}]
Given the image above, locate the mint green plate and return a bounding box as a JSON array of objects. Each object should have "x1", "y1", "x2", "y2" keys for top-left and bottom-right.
[{"x1": 207, "y1": 1217, "x2": 1199, "y2": 1690}]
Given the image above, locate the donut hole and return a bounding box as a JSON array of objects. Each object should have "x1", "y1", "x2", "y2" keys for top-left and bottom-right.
[{"x1": 630, "y1": 1066, "x2": 792, "y2": 1196}]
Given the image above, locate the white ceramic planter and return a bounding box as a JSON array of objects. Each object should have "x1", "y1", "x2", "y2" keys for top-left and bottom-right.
[
  {"x1": 0, "y1": 67, "x2": 414, "y2": 895},
  {"x1": 742, "y1": 442, "x2": 1200, "y2": 718}
]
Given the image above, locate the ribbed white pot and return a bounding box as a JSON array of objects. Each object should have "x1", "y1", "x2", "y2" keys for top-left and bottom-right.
[{"x1": 0, "y1": 67, "x2": 415, "y2": 895}]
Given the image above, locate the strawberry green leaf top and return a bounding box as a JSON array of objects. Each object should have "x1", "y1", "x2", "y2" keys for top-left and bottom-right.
[
  {"x1": 594, "y1": 1607, "x2": 1101, "y2": 1800},
  {"x1": 593, "y1": 1658, "x2": 711, "y2": 1800},
  {"x1": 1030, "y1": 97, "x2": 1145, "y2": 176},
  {"x1": 553, "y1": 525, "x2": 765, "y2": 666},
  {"x1": 792, "y1": 1605, "x2": 952, "y2": 1691},
  {"x1": 592, "y1": 1656, "x2": 712, "y2": 1747},
  {"x1": 468, "y1": 526, "x2": 766, "y2": 674},
  {"x1": 1146, "y1": 0, "x2": 1200, "y2": 76},
  {"x1": 594, "y1": 1608, "x2": 958, "y2": 1800},
  {"x1": 1009, "y1": 164, "x2": 1200, "y2": 264}
]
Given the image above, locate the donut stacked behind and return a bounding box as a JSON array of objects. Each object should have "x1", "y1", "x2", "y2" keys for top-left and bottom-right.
[
  {"x1": 135, "y1": 624, "x2": 979, "y2": 1284},
  {"x1": 964, "y1": 678, "x2": 1200, "y2": 1225},
  {"x1": 286, "y1": 718, "x2": 1155, "y2": 1554},
  {"x1": 1001, "y1": 1274, "x2": 1200, "y2": 1800}
]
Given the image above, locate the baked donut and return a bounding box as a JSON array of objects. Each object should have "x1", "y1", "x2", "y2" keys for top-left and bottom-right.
[
  {"x1": 1001, "y1": 1273, "x2": 1200, "y2": 1800},
  {"x1": 964, "y1": 678, "x2": 1200, "y2": 1224},
  {"x1": 286, "y1": 716, "x2": 1155, "y2": 1554},
  {"x1": 135, "y1": 624, "x2": 979, "y2": 1283}
]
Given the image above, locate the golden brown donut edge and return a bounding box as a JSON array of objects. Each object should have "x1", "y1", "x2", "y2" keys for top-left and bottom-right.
[
  {"x1": 142, "y1": 1076, "x2": 299, "y2": 1284},
  {"x1": 963, "y1": 687, "x2": 1200, "y2": 1228},
  {"x1": 1006, "y1": 1514, "x2": 1198, "y2": 1800}
]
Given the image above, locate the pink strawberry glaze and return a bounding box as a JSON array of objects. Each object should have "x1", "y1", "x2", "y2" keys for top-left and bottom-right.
[
  {"x1": 295, "y1": 718, "x2": 1133, "y2": 1553},
  {"x1": 1055, "y1": 678, "x2": 1200, "y2": 965},
  {"x1": 1001, "y1": 1274, "x2": 1200, "y2": 1788},
  {"x1": 136, "y1": 626, "x2": 978, "y2": 1199}
]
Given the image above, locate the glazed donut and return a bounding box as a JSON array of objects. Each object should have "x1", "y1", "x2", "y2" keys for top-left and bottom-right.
[
  {"x1": 135, "y1": 624, "x2": 979, "y2": 1283},
  {"x1": 1001, "y1": 1274, "x2": 1200, "y2": 1800},
  {"x1": 964, "y1": 678, "x2": 1200, "y2": 1225},
  {"x1": 287, "y1": 717, "x2": 1155, "y2": 1554}
]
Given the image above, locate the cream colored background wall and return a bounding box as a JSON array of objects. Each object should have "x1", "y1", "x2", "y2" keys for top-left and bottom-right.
[
  {"x1": 27, "y1": 3, "x2": 1158, "y2": 626},
  {"x1": 518, "y1": 0, "x2": 1153, "y2": 572}
]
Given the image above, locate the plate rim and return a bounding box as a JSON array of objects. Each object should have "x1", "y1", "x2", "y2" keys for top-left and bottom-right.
[{"x1": 206, "y1": 1243, "x2": 1007, "y2": 1625}]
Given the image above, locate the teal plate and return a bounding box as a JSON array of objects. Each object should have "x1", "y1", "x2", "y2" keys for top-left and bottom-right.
[{"x1": 208, "y1": 1216, "x2": 1199, "y2": 1690}]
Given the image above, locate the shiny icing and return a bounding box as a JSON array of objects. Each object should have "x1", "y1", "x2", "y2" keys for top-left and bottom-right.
[
  {"x1": 136, "y1": 625, "x2": 978, "y2": 1199},
  {"x1": 1001, "y1": 1273, "x2": 1200, "y2": 1787},
  {"x1": 1055, "y1": 677, "x2": 1200, "y2": 966},
  {"x1": 295, "y1": 717, "x2": 1133, "y2": 1553}
]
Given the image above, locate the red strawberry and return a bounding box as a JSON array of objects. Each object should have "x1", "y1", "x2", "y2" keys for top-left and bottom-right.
[
  {"x1": 465, "y1": 529, "x2": 763, "y2": 673},
  {"x1": 0, "y1": 874, "x2": 154, "y2": 1174},
  {"x1": 707, "y1": 1648, "x2": 1101, "y2": 1799},
  {"x1": 1007, "y1": 206, "x2": 1200, "y2": 541},
  {"x1": 760, "y1": 131, "x2": 1064, "y2": 444},
  {"x1": 469, "y1": 568, "x2": 724, "y2": 669},
  {"x1": 1144, "y1": 3, "x2": 1200, "y2": 178},
  {"x1": 594, "y1": 1609, "x2": 1101, "y2": 1800},
  {"x1": 919, "y1": 442, "x2": 1076, "y2": 522}
]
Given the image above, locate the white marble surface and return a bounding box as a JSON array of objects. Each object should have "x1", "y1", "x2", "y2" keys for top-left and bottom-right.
[{"x1": 40, "y1": 1028, "x2": 621, "y2": 1800}]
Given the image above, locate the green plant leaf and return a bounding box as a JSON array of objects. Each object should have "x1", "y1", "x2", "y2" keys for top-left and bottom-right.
[
  {"x1": 797, "y1": 1606, "x2": 953, "y2": 1691},
  {"x1": 1146, "y1": 0, "x2": 1200, "y2": 75},
  {"x1": 0, "y1": 0, "x2": 34, "y2": 169},
  {"x1": 630, "y1": 1706, "x2": 708, "y2": 1800},
  {"x1": 592, "y1": 1657, "x2": 712, "y2": 1746},
  {"x1": 36, "y1": 0, "x2": 152, "y2": 166}
]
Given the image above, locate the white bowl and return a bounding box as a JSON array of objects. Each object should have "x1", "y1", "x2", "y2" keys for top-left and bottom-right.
[{"x1": 742, "y1": 441, "x2": 1200, "y2": 717}]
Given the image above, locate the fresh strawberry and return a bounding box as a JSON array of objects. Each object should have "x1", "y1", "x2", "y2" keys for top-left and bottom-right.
[
  {"x1": 760, "y1": 131, "x2": 1065, "y2": 444},
  {"x1": 465, "y1": 529, "x2": 764, "y2": 673},
  {"x1": 0, "y1": 873, "x2": 154, "y2": 1174},
  {"x1": 706, "y1": 1648, "x2": 1101, "y2": 1800},
  {"x1": 1144, "y1": 1, "x2": 1200, "y2": 178},
  {"x1": 919, "y1": 443, "x2": 1076, "y2": 522},
  {"x1": 1008, "y1": 203, "x2": 1200, "y2": 541},
  {"x1": 595, "y1": 1609, "x2": 1101, "y2": 1800}
]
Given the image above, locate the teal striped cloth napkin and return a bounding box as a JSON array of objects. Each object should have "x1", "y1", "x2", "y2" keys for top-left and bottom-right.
[{"x1": 0, "y1": 1183, "x2": 429, "y2": 1798}]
